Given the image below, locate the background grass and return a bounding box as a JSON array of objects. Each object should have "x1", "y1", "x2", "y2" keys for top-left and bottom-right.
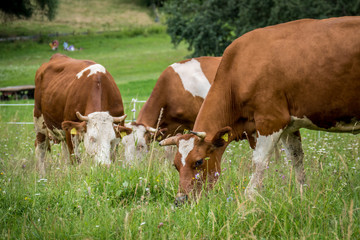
[
  {"x1": 1, "y1": 0, "x2": 359, "y2": 239},
  {"x1": 0, "y1": 31, "x2": 190, "y2": 120},
  {"x1": 0, "y1": 0, "x2": 160, "y2": 37},
  {"x1": 0, "y1": 31, "x2": 189, "y2": 87}
]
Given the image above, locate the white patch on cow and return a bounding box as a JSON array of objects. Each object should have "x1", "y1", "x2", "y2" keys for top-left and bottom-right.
[
  {"x1": 246, "y1": 130, "x2": 283, "y2": 199},
  {"x1": 170, "y1": 59, "x2": 211, "y2": 99},
  {"x1": 83, "y1": 112, "x2": 116, "y2": 164},
  {"x1": 34, "y1": 114, "x2": 47, "y2": 135},
  {"x1": 178, "y1": 137, "x2": 195, "y2": 166},
  {"x1": 76, "y1": 64, "x2": 106, "y2": 79},
  {"x1": 253, "y1": 130, "x2": 283, "y2": 165},
  {"x1": 288, "y1": 116, "x2": 360, "y2": 134},
  {"x1": 121, "y1": 124, "x2": 148, "y2": 162}
]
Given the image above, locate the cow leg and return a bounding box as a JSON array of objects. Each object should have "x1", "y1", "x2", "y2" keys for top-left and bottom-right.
[
  {"x1": 71, "y1": 134, "x2": 81, "y2": 163},
  {"x1": 273, "y1": 143, "x2": 282, "y2": 162},
  {"x1": 35, "y1": 134, "x2": 48, "y2": 177},
  {"x1": 245, "y1": 130, "x2": 283, "y2": 200},
  {"x1": 61, "y1": 141, "x2": 70, "y2": 164},
  {"x1": 64, "y1": 132, "x2": 77, "y2": 164},
  {"x1": 34, "y1": 115, "x2": 49, "y2": 177},
  {"x1": 280, "y1": 130, "x2": 306, "y2": 185}
]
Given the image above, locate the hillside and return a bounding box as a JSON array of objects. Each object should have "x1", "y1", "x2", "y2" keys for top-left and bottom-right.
[{"x1": 0, "y1": 0, "x2": 160, "y2": 37}]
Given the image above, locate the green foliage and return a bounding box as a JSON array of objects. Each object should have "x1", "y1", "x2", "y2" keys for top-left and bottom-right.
[
  {"x1": 164, "y1": 0, "x2": 241, "y2": 57},
  {"x1": 0, "y1": 0, "x2": 59, "y2": 21},
  {"x1": 164, "y1": 0, "x2": 360, "y2": 57}
]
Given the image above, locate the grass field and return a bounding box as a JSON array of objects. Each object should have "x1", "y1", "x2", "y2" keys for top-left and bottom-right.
[
  {"x1": 1, "y1": 2, "x2": 360, "y2": 239},
  {"x1": 0, "y1": 117, "x2": 359, "y2": 239}
]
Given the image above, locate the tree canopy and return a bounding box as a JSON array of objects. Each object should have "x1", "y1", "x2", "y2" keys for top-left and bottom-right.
[
  {"x1": 0, "y1": 0, "x2": 58, "y2": 21},
  {"x1": 164, "y1": 0, "x2": 360, "y2": 57}
]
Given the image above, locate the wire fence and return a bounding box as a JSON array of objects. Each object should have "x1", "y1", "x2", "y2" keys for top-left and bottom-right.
[{"x1": 0, "y1": 98, "x2": 146, "y2": 124}]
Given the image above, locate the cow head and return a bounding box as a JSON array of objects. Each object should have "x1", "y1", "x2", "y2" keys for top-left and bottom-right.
[
  {"x1": 121, "y1": 123, "x2": 167, "y2": 162},
  {"x1": 62, "y1": 111, "x2": 130, "y2": 164},
  {"x1": 159, "y1": 126, "x2": 232, "y2": 204}
]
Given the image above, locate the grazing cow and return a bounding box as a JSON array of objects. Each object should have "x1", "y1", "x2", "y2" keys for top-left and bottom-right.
[
  {"x1": 121, "y1": 57, "x2": 222, "y2": 162},
  {"x1": 34, "y1": 54, "x2": 131, "y2": 175},
  {"x1": 160, "y1": 17, "x2": 360, "y2": 203}
]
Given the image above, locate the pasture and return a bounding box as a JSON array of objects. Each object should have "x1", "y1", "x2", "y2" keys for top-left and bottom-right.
[{"x1": 1, "y1": 30, "x2": 360, "y2": 240}]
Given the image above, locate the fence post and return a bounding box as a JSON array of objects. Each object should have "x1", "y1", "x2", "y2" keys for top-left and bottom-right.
[{"x1": 131, "y1": 98, "x2": 137, "y2": 122}]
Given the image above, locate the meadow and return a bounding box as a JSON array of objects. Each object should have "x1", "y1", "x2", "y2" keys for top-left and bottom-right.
[
  {"x1": 1, "y1": 3, "x2": 360, "y2": 239},
  {"x1": 0, "y1": 110, "x2": 359, "y2": 239}
]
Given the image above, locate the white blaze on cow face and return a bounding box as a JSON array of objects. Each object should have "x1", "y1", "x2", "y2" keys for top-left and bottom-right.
[
  {"x1": 178, "y1": 137, "x2": 195, "y2": 166},
  {"x1": 76, "y1": 64, "x2": 107, "y2": 79},
  {"x1": 170, "y1": 59, "x2": 211, "y2": 99},
  {"x1": 83, "y1": 112, "x2": 117, "y2": 164},
  {"x1": 121, "y1": 124, "x2": 148, "y2": 162}
]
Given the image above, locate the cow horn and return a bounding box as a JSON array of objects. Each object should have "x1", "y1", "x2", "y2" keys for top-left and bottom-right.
[
  {"x1": 113, "y1": 114, "x2": 127, "y2": 123},
  {"x1": 159, "y1": 136, "x2": 179, "y2": 146},
  {"x1": 190, "y1": 131, "x2": 206, "y2": 139},
  {"x1": 76, "y1": 111, "x2": 89, "y2": 121},
  {"x1": 146, "y1": 126, "x2": 157, "y2": 133}
]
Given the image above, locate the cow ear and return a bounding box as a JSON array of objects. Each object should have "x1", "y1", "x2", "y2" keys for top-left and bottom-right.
[
  {"x1": 211, "y1": 126, "x2": 232, "y2": 148},
  {"x1": 115, "y1": 125, "x2": 133, "y2": 138},
  {"x1": 62, "y1": 121, "x2": 87, "y2": 135}
]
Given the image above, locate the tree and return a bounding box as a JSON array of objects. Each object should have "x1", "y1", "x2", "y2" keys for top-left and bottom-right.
[
  {"x1": 0, "y1": 0, "x2": 58, "y2": 21},
  {"x1": 164, "y1": 0, "x2": 242, "y2": 57},
  {"x1": 164, "y1": 0, "x2": 360, "y2": 57}
]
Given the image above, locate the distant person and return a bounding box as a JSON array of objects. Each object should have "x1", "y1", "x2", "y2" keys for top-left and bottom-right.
[
  {"x1": 49, "y1": 40, "x2": 59, "y2": 50},
  {"x1": 63, "y1": 42, "x2": 69, "y2": 50},
  {"x1": 67, "y1": 45, "x2": 75, "y2": 51},
  {"x1": 63, "y1": 42, "x2": 80, "y2": 51}
]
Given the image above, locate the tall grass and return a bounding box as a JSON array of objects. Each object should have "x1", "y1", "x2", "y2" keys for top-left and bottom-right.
[{"x1": 0, "y1": 116, "x2": 359, "y2": 238}]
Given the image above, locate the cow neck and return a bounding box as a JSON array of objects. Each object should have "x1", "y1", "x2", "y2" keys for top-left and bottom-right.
[
  {"x1": 193, "y1": 80, "x2": 234, "y2": 141},
  {"x1": 136, "y1": 73, "x2": 169, "y2": 128},
  {"x1": 136, "y1": 96, "x2": 165, "y2": 128}
]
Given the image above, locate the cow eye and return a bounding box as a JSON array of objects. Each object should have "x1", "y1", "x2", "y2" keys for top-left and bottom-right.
[{"x1": 195, "y1": 159, "x2": 204, "y2": 167}]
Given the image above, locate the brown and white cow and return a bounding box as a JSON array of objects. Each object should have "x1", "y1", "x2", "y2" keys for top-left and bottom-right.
[
  {"x1": 160, "y1": 17, "x2": 360, "y2": 203},
  {"x1": 34, "y1": 54, "x2": 131, "y2": 175},
  {"x1": 121, "y1": 57, "x2": 221, "y2": 162}
]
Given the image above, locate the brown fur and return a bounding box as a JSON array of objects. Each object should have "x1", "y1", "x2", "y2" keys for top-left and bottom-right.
[
  {"x1": 173, "y1": 17, "x2": 360, "y2": 198},
  {"x1": 34, "y1": 54, "x2": 125, "y2": 157}
]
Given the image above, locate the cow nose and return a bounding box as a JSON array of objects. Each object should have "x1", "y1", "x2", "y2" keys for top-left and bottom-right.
[{"x1": 174, "y1": 193, "x2": 188, "y2": 206}]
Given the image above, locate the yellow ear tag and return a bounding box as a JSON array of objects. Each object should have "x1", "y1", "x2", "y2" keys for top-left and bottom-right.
[
  {"x1": 120, "y1": 132, "x2": 127, "y2": 138},
  {"x1": 221, "y1": 133, "x2": 229, "y2": 142},
  {"x1": 157, "y1": 135, "x2": 162, "y2": 141},
  {"x1": 183, "y1": 129, "x2": 189, "y2": 134},
  {"x1": 70, "y1": 128, "x2": 77, "y2": 135}
]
